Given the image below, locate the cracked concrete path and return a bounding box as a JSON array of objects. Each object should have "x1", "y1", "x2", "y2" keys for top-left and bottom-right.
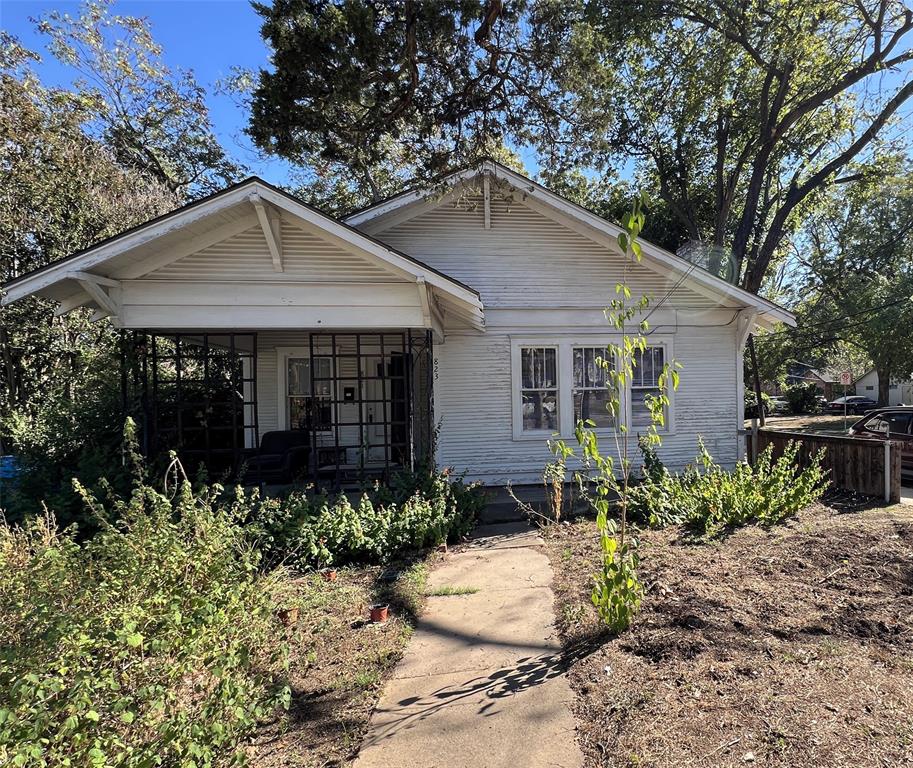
[{"x1": 353, "y1": 522, "x2": 584, "y2": 768}]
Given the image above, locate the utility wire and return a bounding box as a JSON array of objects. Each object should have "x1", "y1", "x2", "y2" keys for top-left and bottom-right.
[{"x1": 756, "y1": 295, "x2": 911, "y2": 338}]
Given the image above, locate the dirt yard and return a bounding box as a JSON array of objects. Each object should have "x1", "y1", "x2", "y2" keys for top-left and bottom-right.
[
  {"x1": 544, "y1": 500, "x2": 913, "y2": 767},
  {"x1": 246, "y1": 556, "x2": 437, "y2": 768},
  {"x1": 746, "y1": 413, "x2": 853, "y2": 434}
]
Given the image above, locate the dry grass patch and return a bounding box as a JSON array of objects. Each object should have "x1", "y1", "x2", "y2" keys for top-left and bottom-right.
[
  {"x1": 545, "y1": 501, "x2": 913, "y2": 767},
  {"x1": 246, "y1": 555, "x2": 437, "y2": 768}
]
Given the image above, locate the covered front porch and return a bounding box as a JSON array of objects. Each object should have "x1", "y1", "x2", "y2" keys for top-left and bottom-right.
[
  {"x1": 2, "y1": 177, "x2": 484, "y2": 487},
  {"x1": 120, "y1": 328, "x2": 434, "y2": 488}
]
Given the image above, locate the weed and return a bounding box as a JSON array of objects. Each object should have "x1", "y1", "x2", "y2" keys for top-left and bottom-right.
[{"x1": 426, "y1": 584, "x2": 480, "y2": 596}]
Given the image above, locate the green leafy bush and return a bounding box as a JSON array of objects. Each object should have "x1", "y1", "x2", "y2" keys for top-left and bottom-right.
[
  {"x1": 0, "y1": 477, "x2": 290, "y2": 768},
  {"x1": 783, "y1": 382, "x2": 821, "y2": 414},
  {"x1": 247, "y1": 468, "x2": 486, "y2": 569},
  {"x1": 744, "y1": 389, "x2": 772, "y2": 418},
  {"x1": 629, "y1": 439, "x2": 828, "y2": 537}
]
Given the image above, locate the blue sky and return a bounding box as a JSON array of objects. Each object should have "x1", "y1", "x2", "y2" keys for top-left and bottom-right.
[{"x1": 1, "y1": 0, "x2": 297, "y2": 182}]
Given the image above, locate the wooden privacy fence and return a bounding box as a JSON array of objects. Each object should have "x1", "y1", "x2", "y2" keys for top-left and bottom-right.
[{"x1": 745, "y1": 428, "x2": 903, "y2": 503}]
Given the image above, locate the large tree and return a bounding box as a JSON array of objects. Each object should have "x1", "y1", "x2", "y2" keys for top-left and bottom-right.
[
  {"x1": 0, "y1": 34, "x2": 175, "y2": 415},
  {"x1": 247, "y1": 0, "x2": 913, "y2": 294},
  {"x1": 555, "y1": 0, "x2": 913, "y2": 293},
  {"x1": 247, "y1": 0, "x2": 569, "y2": 203},
  {"x1": 36, "y1": 0, "x2": 242, "y2": 199},
  {"x1": 775, "y1": 166, "x2": 913, "y2": 404}
]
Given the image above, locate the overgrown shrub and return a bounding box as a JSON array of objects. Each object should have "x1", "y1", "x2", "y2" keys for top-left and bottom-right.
[
  {"x1": 629, "y1": 439, "x2": 828, "y2": 537},
  {"x1": 0, "y1": 474, "x2": 290, "y2": 768},
  {"x1": 783, "y1": 382, "x2": 821, "y2": 414},
  {"x1": 1, "y1": 346, "x2": 128, "y2": 532},
  {"x1": 744, "y1": 389, "x2": 772, "y2": 418},
  {"x1": 247, "y1": 468, "x2": 486, "y2": 569}
]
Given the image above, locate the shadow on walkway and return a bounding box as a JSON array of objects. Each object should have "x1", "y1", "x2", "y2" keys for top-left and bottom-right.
[{"x1": 365, "y1": 628, "x2": 606, "y2": 744}]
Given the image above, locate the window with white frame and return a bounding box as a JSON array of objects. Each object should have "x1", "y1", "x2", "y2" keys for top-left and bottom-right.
[
  {"x1": 631, "y1": 346, "x2": 666, "y2": 427},
  {"x1": 519, "y1": 346, "x2": 559, "y2": 432},
  {"x1": 286, "y1": 356, "x2": 333, "y2": 431},
  {"x1": 573, "y1": 346, "x2": 615, "y2": 428}
]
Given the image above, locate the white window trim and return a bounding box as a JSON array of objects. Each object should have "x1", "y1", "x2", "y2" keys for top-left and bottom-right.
[
  {"x1": 511, "y1": 342, "x2": 561, "y2": 440},
  {"x1": 510, "y1": 336, "x2": 675, "y2": 441},
  {"x1": 275, "y1": 347, "x2": 334, "y2": 433}
]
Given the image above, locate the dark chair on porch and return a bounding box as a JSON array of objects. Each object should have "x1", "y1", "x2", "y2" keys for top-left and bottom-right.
[{"x1": 244, "y1": 430, "x2": 310, "y2": 484}]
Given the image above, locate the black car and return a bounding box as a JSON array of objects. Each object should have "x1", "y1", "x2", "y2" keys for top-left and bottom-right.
[
  {"x1": 826, "y1": 395, "x2": 878, "y2": 415},
  {"x1": 848, "y1": 407, "x2": 913, "y2": 482}
]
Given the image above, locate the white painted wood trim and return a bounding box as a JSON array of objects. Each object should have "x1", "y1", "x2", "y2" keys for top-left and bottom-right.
[
  {"x1": 735, "y1": 310, "x2": 756, "y2": 459},
  {"x1": 249, "y1": 192, "x2": 283, "y2": 272},
  {"x1": 508, "y1": 334, "x2": 676, "y2": 442},
  {"x1": 4, "y1": 187, "x2": 261, "y2": 300},
  {"x1": 344, "y1": 161, "x2": 795, "y2": 328},
  {"x1": 76, "y1": 277, "x2": 119, "y2": 316},
  {"x1": 483, "y1": 174, "x2": 491, "y2": 230}
]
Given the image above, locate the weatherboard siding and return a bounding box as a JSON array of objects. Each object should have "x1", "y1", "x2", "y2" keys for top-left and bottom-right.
[
  {"x1": 371, "y1": 192, "x2": 745, "y2": 482},
  {"x1": 432, "y1": 326, "x2": 739, "y2": 484},
  {"x1": 150, "y1": 219, "x2": 404, "y2": 282},
  {"x1": 374, "y1": 194, "x2": 732, "y2": 311}
]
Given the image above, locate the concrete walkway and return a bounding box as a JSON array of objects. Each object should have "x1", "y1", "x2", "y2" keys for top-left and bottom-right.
[{"x1": 354, "y1": 523, "x2": 584, "y2": 768}]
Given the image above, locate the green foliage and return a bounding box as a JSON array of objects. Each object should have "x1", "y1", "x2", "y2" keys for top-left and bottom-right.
[
  {"x1": 590, "y1": 512, "x2": 642, "y2": 633},
  {"x1": 628, "y1": 439, "x2": 828, "y2": 538},
  {"x1": 36, "y1": 0, "x2": 242, "y2": 198},
  {"x1": 2, "y1": 344, "x2": 129, "y2": 531},
  {"x1": 246, "y1": 0, "x2": 564, "y2": 191},
  {"x1": 547, "y1": 192, "x2": 680, "y2": 633},
  {"x1": 247, "y1": 469, "x2": 486, "y2": 570},
  {"x1": 791, "y1": 167, "x2": 913, "y2": 403},
  {"x1": 744, "y1": 389, "x2": 772, "y2": 418},
  {"x1": 0, "y1": 467, "x2": 289, "y2": 767},
  {"x1": 783, "y1": 382, "x2": 821, "y2": 415}
]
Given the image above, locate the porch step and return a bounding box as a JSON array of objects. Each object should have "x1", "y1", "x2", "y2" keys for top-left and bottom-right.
[{"x1": 479, "y1": 485, "x2": 550, "y2": 524}]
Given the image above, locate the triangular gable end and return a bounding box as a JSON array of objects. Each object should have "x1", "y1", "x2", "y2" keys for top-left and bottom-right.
[
  {"x1": 345, "y1": 162, "x2": 795, "y2": 329},
  {"x1": 1, "y1": 179, "x2": 484, "y2": 335}
]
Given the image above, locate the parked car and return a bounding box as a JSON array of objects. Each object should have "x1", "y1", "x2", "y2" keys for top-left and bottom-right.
[
  {"x1": 826, "y1": 395, "x2": 878, "y2": 415},
  {"x1": 848, "y1": 406, "x2": 913, "y2": 483},
  {"x1": 767, "y1": 396, "x2": 791, "y2": 415}
]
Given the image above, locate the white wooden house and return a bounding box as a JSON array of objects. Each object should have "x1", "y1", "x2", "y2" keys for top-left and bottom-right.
[
  {"x1": 1, "y1": 162, "x2": 794, "y2": 485},
  {"x1": 853, "y1": 369, "x2": 913, "y2": 406}
]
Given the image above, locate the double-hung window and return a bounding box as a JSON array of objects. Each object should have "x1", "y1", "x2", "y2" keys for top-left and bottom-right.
[
  {"x1": 512, "y1": 339, "x2": 672, "y2": 439},
  {"x1": 631, "y1": 346, "x2": 666, "y2": 427},
  {"x1": 286, "y1": 356, "x2": 333, "y2": 431},
  {"x1": 573, "y1": 346, "x2": 615, "y2": 428},
  {"x1": 519, "y1": 346, "x2": 559, "y2": 433}
]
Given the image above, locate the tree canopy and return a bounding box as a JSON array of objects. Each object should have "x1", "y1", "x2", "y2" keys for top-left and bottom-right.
[
  {"x1": 247, "y1": 0, "x2": 913, "y2": 293},
  {"x1": 756, "y1": 163, "x2": 913, "y2": 402},
  {"x1": 36, "y1": 0, "x2": 243, "y2": 199}
]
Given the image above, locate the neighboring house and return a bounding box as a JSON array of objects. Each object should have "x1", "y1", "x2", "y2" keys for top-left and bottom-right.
[
  {"x1": 1, "y1": 162, "x2": 793, "y2": 485},
  {"x1": 853, "y1": 369, "x2": 913, "y2": 406},
  {"x1": 783, "y1": 362, "x2": 837, "y2": 399}
]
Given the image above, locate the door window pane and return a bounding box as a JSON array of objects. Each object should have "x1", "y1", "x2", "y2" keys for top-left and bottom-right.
[{"x1": 287, "y1": 356, "x2": 332, "y2": 431}]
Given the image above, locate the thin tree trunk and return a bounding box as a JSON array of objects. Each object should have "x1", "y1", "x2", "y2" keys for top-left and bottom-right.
[{"x1": 876, "y1": 365, "x2": 892, "y2": 406}]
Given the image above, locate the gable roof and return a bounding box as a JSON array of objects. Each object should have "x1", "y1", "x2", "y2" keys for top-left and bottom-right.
[
  {"x1": 1, "y1": 177, "x2": 483, "y2": 327},
  {"x1": 345, "y1": 161, "x2": 796, "y2": 328}
]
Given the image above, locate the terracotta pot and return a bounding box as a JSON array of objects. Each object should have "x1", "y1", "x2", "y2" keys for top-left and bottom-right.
[
  {"x1": 320, "y1": 568, "x2": 338, "y2": 582},
  {"x1": 369, "y1": 604, "x2": 390, "y2": 623},
  {"x1": 277, "y1": 606, "x2": 300, "y2": 627}
]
